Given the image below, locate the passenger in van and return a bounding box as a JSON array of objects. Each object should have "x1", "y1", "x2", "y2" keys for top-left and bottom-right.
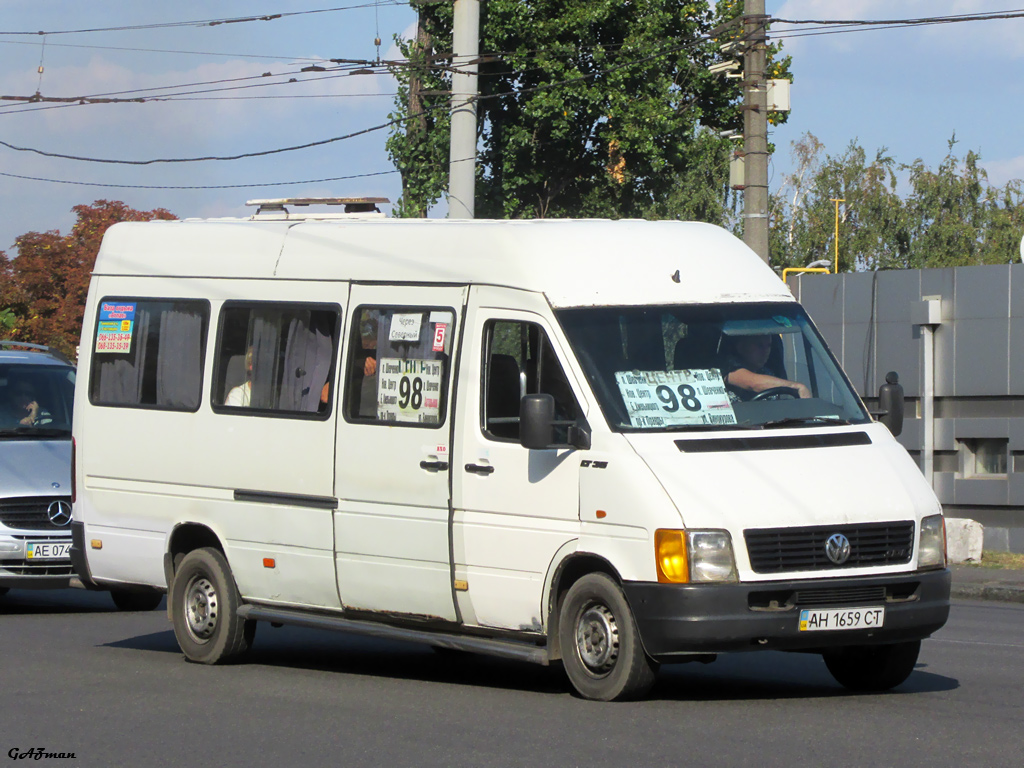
[
  {"x1": 352, "y1": 315, "x2": 378, "y2": 418},
  {"x1": 2, "y1": 377, "x2": 52, "y2": 427},
  {"x1": 722, "y1": 335, "x2": 810, "y2": 402},
  {"x1": 225, "y1": 347, "x2": 253, "y2": 407}
]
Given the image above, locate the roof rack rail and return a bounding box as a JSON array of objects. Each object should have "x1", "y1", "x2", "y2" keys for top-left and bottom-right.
[
  {"x1": 246, "y1": 197, "x2": 389, "y2": 217},
  {"x1": 0, "y1": 340, "x2": 73, "y2": 365}
]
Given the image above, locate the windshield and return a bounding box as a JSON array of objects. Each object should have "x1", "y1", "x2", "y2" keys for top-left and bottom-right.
[
  {"x1": 558, "y1": 302, "x2": 870, "y2": 432},
  {"x1": 0, "y1": 363, "x2": 75, "y2": 437}
]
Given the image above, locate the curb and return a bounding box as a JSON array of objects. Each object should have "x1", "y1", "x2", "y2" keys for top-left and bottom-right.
[{"x1": 951, "y1": 583, "x2": 1024, "y2": 604}]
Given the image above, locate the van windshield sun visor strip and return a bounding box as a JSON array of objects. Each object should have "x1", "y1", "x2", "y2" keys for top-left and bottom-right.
[
  {"x1": 674, "y1": 431, "x2": 872, "y2": 453},
  {"x1": 233, "y1": 489, "x2": 338, "y2": 510}
]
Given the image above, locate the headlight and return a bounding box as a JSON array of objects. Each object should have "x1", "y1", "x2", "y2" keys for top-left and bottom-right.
[
  {"x1": 655, "y1": 529, "x2": 738, "y2": 584},
  {"x1": 918, "y1": 514, "x2": 946, "y2": 570}
]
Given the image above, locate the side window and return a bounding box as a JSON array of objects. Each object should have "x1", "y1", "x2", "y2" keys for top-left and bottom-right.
[
  {"x1": 483, "y1": 320, "x2": 580, "y2": 442},
  {"x1": 213, "y1": 303, "x2": 339, "y2": 417},
  {"x1": 89, "y1": 298, "x2": 209, "y2": 411},
  {"x1": 344, "y1": 306, "x2": 454, "y2": 427}
]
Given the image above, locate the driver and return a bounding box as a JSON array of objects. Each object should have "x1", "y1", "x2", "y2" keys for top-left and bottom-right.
[
  {"x1": 2, "y1": 376, "x2": 53, "y2": 427},
  {"x1": 722, "y1": 335, "x2": 810, "y2": 402}
]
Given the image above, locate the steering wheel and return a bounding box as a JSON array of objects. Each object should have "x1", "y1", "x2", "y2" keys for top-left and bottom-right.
[{"x1": 752, "y1": 386, "x2": 801, "y2": 402}]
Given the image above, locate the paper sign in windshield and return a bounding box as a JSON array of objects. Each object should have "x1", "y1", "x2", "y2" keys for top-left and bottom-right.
[
  {"x1": 377, "y1": 357, "x2": 443, "y2": 424},
  {"x1": 95, "y1": 302, "x2": 136, "y2": 353},
  {"x1": 615, "y1": 369, "x2": 737, "y2": 428},
  {"x1": 389, "y1": 313, "x2": 423, "y2": 342}
]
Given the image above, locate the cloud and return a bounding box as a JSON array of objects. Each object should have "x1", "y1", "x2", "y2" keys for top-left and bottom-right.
[{"x1": 983, "y1": 155, "x2": 1024, "y2": 187}]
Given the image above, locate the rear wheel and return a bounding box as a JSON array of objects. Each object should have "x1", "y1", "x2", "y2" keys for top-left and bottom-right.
[
  {"x1": 110, "y1": 589, "x2": 163, "y2": 612},
  {"x1": 558, "y1": 573, "x2": 656, "y2": 701},
  {"x1": 170, "y1": 547, "x2": 255, "y2": 664},
  {"x1": 823, "y1": 640, "x2": 921, "y2": 692}
]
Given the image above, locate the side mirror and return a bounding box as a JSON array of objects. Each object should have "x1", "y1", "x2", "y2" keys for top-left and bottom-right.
[
  {"x1": 520, "y1": 394, "x2": 555, "y2": 450},
  {"x1": 877, "y1": 371, "x2": 904, "y2": 437}
]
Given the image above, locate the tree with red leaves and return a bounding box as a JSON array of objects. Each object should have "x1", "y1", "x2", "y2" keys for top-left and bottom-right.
[{"x1": 0, "y1": 200, "x2": 175, "y2": 359}]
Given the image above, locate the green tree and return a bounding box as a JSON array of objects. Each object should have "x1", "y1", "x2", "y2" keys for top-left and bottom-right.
[
  {"x1": 0, "y1": 200, "x2": 175, "y2": 358},
  {"x1": 388, "y1": 0, "x2": 791, "y2": 222},
  {"x1": 772, "y1": 133, "x2": 1022, "y2": 270}
]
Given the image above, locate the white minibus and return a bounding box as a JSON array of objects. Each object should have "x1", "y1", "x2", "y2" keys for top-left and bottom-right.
[{"x1": 71, "y1": 202, "x2": 950, "y2": 701}]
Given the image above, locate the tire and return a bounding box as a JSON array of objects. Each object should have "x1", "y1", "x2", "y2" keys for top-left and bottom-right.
[
  {"x1": 823, "y1": 640, "x2": 921, "y2": 692},
  {"x1": 558, "y1": 572, "x2": 657, "y2": 701},
  {"x1": 170, "y1": 547, "x2": 255, "y2": 664},
  {"x1": 110, "y1": 589, "x2": 163, "y2": 612}
]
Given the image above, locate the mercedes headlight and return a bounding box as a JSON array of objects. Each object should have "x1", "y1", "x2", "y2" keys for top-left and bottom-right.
[{"x1": 918, "y1": 514, "x2": 946, "y2": 570}]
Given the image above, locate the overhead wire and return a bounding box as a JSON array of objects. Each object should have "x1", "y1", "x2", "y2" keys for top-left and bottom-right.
[
  {"x1": 0, "y1": 2, "x2": 406, "y2": 36},
  {"x1": 0, "y1": 168, "x2": 398, "y2": 190},
  {"x1": 0, "y1": 34, "x2": 716, "y2": 166}
]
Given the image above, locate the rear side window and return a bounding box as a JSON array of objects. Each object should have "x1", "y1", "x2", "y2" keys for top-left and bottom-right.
[
  {"x1": 89, "y1": 298, "x2": 209, "y2": 411},
  {"x1": 212, "y1": 302, "x2": 340, "y2": 417},
  {"x1": 344, "y1": 306, "x2": 455, "y2": 427}
]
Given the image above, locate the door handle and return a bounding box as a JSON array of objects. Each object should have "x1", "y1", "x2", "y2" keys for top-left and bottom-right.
[
  {"x1": 464, "y1": 463, "x2": 495, "y2": 475},
  {"x1": 419, "y1": 460, "x2": 450, "y2": 472}
]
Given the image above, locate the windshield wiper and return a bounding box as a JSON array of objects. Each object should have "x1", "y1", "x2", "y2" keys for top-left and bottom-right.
[{"x1": 758, "y1": 416, "x2": 853, "y2": 429}]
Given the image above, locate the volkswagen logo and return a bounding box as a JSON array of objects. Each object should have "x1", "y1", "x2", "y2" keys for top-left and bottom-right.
[
  {"x1": 47, "y1": 500, "x2": 73, "y2": 527},
  {"x1": 825, "y1": 533, "x2": 851, "y2": 565}
]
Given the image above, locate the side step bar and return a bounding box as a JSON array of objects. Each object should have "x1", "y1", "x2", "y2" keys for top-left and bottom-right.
[{"x1": 237, "y1": 604, "x2": 550, "y2": 666}]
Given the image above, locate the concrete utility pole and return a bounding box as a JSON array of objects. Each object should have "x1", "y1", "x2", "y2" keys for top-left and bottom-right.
[
  {"x1": 742, "y1": 0, "x2": 769, "y2": 263},
  {"x1": 447, "y1": 0, "x2": 480, "y2": 218}
]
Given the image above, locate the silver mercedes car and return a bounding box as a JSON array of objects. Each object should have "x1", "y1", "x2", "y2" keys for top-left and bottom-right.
[{"x1": 0, "y1": 341, "x2": 76, "y2": 595}]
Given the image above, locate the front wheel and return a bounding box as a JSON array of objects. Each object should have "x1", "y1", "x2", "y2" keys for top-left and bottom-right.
[
  {"x1": 558, "y1": 573, "x2": 657, "y2": 701},
  {"x1": 170, "y1": 547, "x2": 255, "y2": 664},
  {"x1": 823, "y1": 640, "x2": 921, "y2": 692}
]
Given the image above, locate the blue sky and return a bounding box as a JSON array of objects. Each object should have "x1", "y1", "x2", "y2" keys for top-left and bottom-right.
[{"x1": 0, "y1": 1, "x2": 1021, "y2": 255}]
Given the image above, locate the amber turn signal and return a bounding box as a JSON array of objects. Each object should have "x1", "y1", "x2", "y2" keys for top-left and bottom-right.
[{"x1": 655, "y1": 529, "x2": 689, "y2": 583}]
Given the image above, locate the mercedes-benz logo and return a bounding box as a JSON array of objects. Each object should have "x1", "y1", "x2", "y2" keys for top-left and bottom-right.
[
  {"x1": 825, "y1": 533, "x2": 851, "y2": 565},
  {"x1": 47, "y1": 500, "x2": 73, "y2": 527}
]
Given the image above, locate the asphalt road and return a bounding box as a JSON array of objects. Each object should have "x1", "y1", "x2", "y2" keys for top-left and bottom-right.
[{"x1": 1, "y1": 589, "x2": 1022, "y2": 768}]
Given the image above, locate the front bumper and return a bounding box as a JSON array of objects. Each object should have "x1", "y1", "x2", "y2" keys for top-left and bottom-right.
[
  {"x1": 0, "y1": 533, "x2": 74, "y2": 589},
  {"x1": 622, "y1": 569, "x2": 951, "y2": 659}
]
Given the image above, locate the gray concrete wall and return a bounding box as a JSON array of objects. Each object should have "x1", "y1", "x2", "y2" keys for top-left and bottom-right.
[{"x1": 793, "y1": 265, "x2": 1024, "y2": 552}]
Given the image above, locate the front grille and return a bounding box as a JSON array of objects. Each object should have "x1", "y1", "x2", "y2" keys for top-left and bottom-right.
[
  {"x1": 745, "y1": 522, "x2": 915, "y2": 574},
  {"x1": 748, "y1": 582, "x2": 920, "y2": 611},
  {"x1": 794, "y1": 585, "x2": 886, "y2": 607},
  {"x1": 0, "y1": 496, "x2": 73, "y2": 530},
  {"x1": 0, "y1": 559, "x2": 74, "y2": 576}
]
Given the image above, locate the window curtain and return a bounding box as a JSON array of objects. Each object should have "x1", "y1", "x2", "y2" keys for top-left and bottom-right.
[
  {"x1": 97, "y1": 309, "x2": 151, "y2": 404},
  {"x1": 281, "y1": 312, "x2": 333, "y2": 411},
  {"x1": 248, "y1": 311, "x2": 281, "y2": 409},
  {"x1": 156, "y1": 307, "x2": 203, "y2": 409}
]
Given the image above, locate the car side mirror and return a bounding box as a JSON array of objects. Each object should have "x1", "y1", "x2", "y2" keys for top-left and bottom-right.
[
  {"x1": 877, "y1": 371, "x2": 904, "y2": 437},
  {"x1": 520, "y1": 394, "x2": 555, "y2": 450}
]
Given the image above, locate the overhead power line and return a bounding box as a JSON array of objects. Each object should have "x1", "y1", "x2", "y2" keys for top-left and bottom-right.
[
  {"x1": 0, "y1": 37, "x2": 342, "y2": 64},
  {"x1": 0, "y1": 35, "x2": 711, "y2": 165},
  {"x1": 0, "y1": 2, "x2": 405, "y2": 36},
  {"x1": 771, "y1": 9, "x2": 1024, "y2": 39},
  {"x1": 0, "y1": 168, "x2": 398, "y2": 190},
  {"x1": 773, "y1": 10, "x2": 1024, "y2": 27}
]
